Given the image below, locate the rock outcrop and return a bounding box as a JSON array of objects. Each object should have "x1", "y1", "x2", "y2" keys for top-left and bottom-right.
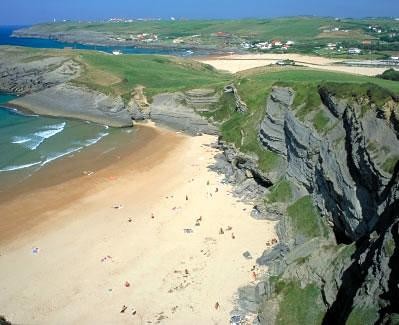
[
  {"x1": 253, "y1": 86, "x2": 399, "y2": 324},
  {"x1": 224, "y1": 84, "x2": 248, "y2": 113},
  {"x1": 0, "y1": 49, "x2": 80, "y2": 95},
  {"x1": 259, "y1": 87, "x2": 399, "y2": 242},
  {"x1": 149, "y1": 92, "x2": 219, "y2": 135},
  {"x1": 184, "y1": 88, "x2": 220, "y2": 112},
  {"x1": 7, "y1": 84, "x2": 134, "y2": 127}
]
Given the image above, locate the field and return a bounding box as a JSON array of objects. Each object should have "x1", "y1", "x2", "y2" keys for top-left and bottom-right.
[
  {"x1": 73, "y1": 52, "x2": 229, "y2": 99},
  {"x1": 17, "y1": 17, "x2": 399, "y2": 54}
]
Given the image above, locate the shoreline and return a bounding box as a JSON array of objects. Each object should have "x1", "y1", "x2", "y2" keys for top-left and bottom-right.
[
  {"x1": 0, "y1": 124, "x2": 155, "y2": 243},
  {"x1": 3, "y1": 102, "x2": 132, "y2": 128},
  {"x1": 0, "y1": 124, "x2": 276, "y2": 324}
]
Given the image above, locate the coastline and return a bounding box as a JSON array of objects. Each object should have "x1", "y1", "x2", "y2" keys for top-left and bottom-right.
[{"x1": 0, "y1": 124, "x2": 276, "y2": 324}]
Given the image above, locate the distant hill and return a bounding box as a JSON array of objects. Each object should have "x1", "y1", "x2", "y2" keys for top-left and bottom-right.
[{"x1": 12, "y1": 17, "x2": 399, "y2": 54}]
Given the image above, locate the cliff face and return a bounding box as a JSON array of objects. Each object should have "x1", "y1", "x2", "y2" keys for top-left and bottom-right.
[
  {"x1": 8, "y1": 84, "x2": 134, "y2": 127},
  {"x1": 237, "y1": 86, "x2": 399, "y2": 324},
  {"x1": 0, "y1": 54, "x2": 80, "y2": 95},
  {"x1": 261, "y1": 87, "x2": 398, "y2": 242}
]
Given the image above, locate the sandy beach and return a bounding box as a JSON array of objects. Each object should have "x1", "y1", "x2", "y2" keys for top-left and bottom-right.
[
  {"x1": 198, "y1": 53, "x2": 395, "y2": 76},
  {"x1": 0, "y1": 124, "x2": 276, "y2": 324}
]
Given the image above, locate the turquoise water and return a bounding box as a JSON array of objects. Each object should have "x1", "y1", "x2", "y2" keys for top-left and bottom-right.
[{"x1": 0, "y1": 94, "x2": 113, "y2": 181}]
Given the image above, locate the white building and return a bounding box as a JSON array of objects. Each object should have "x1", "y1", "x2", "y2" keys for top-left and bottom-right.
[
  {"x1": 255, "y1": 42, "x2": 272, "y2": 50},
  {"x1": 173, "y1": 38, "x2": 184, "y2": 44},
  {"x1": 348, "y1": 48, "x2": 362, "y2": 55}
]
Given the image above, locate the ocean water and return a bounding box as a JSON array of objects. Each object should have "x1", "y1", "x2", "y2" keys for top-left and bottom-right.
[{"x1": 0, "y1": 93, "x2": 114, "y2": 185}]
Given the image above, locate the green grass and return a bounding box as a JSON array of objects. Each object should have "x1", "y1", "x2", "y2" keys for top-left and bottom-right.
[
  {"x1": 75, "y1": 52, "x2": 229, "y2": 99},
  {"x1": 320, "y1": 82, "x2": 398, "y2": 108},
  {"x1": 293, "y1": 84, "x2": 322, "y2": 120},
  {"x1": 387, "y1": 314, "x2": 399, "y2": 325},
  {"x1": 202, "y1": 90, "x2": 236, "y2": 122},
  {"x1": 287, "y1": 196, "x2": 328, "y2": 239},
  {"x1": 17, "y1": 17, "x2": 399, "y2": 57},
  {"x1": 266, "y1": 180, "x2": 293, "y2": 203},
  {"x1": 384, "y1": 238, "x2": 396, "y2": 257},
  {"x1": 382, "y1": 155, "x2": 399, "y2": 174},
  {"x1": 207, "y1": 75, "x2": 281, "y2": 173},
  {"x1": 274, "y1": 81, "x2": 322, "y2": 120},
  {"x1": 378, "y1": 68, "x2": 399, "y2": 82},
  {"x1": 22, "y1": 18, "x2": 338, "y2": 41},
  {"x1": 347, "y1": 306, "x2": 379, "y2": 325},
  {"x1": 313, "y1": 110, "x2": 330, "y2": 132},
  {"x1": 275, "y1": 281, "x2": 325, "y2": 325},
  {"x1": 25, "y1": 17, "x2": 397, "y2": 45}
]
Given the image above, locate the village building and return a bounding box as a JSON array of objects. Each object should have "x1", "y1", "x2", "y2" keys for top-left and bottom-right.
[{"x1": 348, "y1": 48, "x2": 362, "y2": 54}]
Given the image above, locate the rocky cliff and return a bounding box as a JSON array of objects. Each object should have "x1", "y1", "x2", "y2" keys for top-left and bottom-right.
[
  {"x1": 0, "y1": 50, "x2": 80, "y2": 95},
  {"x1": 213, "y1": 85, "x2": 399, "y2": 324}
]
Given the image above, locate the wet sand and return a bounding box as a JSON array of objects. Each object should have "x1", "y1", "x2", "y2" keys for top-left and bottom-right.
[{"x1": 0, "y1": 124, "x2": 276, "y2": 324}]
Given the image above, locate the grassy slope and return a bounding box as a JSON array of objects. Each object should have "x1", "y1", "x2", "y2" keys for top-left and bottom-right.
[
  {"x1": 73, "y1": 51, "x2": 229, "y2": 99},
  {"x1": 266, "y1": 180, "x2": 293, "y2": 203},
  {"x1": 287, "y1": 196, "x2": 328, "y2": 239},
  {"x1": 275, "y1": 281, "x2": 325, "y2": 325}
]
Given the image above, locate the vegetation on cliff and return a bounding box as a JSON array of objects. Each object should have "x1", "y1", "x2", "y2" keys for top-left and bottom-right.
[{"x1": 378, "y1": 68, "x2": 399, "y2": 82}]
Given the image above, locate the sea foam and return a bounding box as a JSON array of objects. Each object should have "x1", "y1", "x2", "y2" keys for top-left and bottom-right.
[
  {"x1": 41, "y1": 146, "x2": 83, "y2": 166},
  {"x1": 11, "y1": 122, "x2": 66, "y2": 150},
  {"x1": 0, "y1": 161, "x2": 42, "y2": 172},
  {"x1": 83, "y1": 132, "x2": 109, "y2": 146}
]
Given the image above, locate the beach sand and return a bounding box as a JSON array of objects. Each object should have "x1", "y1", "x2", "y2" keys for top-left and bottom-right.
[
  {"x1": 0, "y1": 124, "x2": 276, "y2": 324},
  {"x1": 198, "y1": 53, "x2": 393, "y2": 76}
]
